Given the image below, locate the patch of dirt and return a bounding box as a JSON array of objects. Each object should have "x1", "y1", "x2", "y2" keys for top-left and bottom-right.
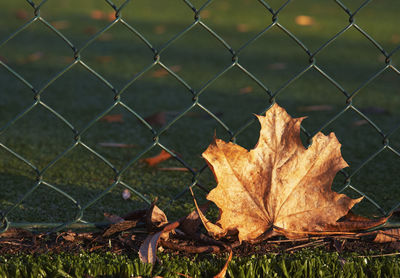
[
  {"x1": 0, "y1": 228, "x2": 398, "y2": 257},
  {"x1": 0, "y1": 228, "x2": 145, "y2": 255}
]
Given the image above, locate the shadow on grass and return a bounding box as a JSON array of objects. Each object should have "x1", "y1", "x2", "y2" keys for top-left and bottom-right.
[{"x1": 1, "y1": 10, "x2": 400, "y2": 225}]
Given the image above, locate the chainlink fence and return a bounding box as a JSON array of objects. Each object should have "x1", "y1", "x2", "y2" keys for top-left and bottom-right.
[{"x1": 1, "y1": 0, "x2": 400, "y2": 233}]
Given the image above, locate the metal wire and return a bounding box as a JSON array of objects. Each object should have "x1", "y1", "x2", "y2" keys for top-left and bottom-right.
[{"x1": 1, "y1": 0, "x2": 399, "y2": 233}]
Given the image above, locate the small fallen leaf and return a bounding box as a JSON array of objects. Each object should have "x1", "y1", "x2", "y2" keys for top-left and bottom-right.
[
  {"x1": 15, "y1": 10, "x2": 29, "y2": 20},
  {"x1": 139, "y1": 231, "x2": 163, "y2": 264},
  {"x1": 104, "y1": 212, "x2": 124, "y2": 224},
  {"x1": 18, "y1": 51, "x2": 44, "y2": 64},
  {"x1": 98, "y1": 142, "x2": 136, "y2": 148},
  {"x1": 154, "y1": 25, "x2": 166, "y2": 34},
  {"x1": 122, "y1": 189, "x2": 131, "y2": 200},
  {"x1": 139, "y1": 221, "x2": 179, "y2": 264},
  {"x1": 143, "y1": 150, "x2": 172, "y2": 167},
  {"x1": 51, "y1": 20, "x2": 70, "y2": 30},
  {"x1": 62, "y1": 233, "x2": 76, "y2": 242},
  {"x1": 295, "y1": 15, "x2": 315, "y2": 26},
  {"x1": 0, "y1": 228, "x2": 33, "y2": 239},
  {"x1": 91, "y1": 10, "x2": 105, "y2": 20},
  {"x1": 236, "y1": 23, "x2": 250, "y2": 33},
  {"x1": 180, "y1": 202, "x2": 210, "y2": 236},
  {"x1": 89, "y1": 245, "x2": 105, "y2": 252},
  {"x1": 152, "y1": 69, "x2": 168, "y2": 78},
  {"x1": 152, "y1": 65, "x2": 181, "y2": 78},
  {"x1": 373, "y1": 228, "x2": 400, "y2": 243},
  {"x1": 101, "y1": 114, "x2": 123, "y2": 123},
  {"x1": 28, "y1": 51, "x2": 44, "y2": 62},
  {"x1": 239, "y1": 86, "x2": 253, "y2": 94},
  {"x1": 297, "y1": 105, "x2": 333, "y2": 112},
  {"x1": 145, "y1": 111, "x2": 166, "y2": 126},
  {"x1": 146, "y1": 202, "x2": 169, "y2": 231},
  {"x1": 103, "y1": 220, "x2": 139, "y2": 237},
  {"x1": 77, "y1": 233, "x2": 94, "y2": 240}
]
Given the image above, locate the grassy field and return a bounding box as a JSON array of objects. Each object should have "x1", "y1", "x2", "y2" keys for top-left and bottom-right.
[
  {"x1": 2, "y1": 250, "x2": 400, "y2": 277},
  {"x1": 1, "y1": 0, "x2": 400, "y2": 232}
]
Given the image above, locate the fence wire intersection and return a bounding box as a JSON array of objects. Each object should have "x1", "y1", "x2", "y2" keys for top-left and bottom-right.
[{"x1": 1, "y1": 0, "x2": 400, "y2": 233}]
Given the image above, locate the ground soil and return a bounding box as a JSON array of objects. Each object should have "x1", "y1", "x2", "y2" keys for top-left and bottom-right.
[{"x1": 1, "y1": 227, "x2": 398, "y2": 258}]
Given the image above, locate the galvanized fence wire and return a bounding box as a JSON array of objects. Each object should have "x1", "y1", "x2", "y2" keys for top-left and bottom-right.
[{"x1": 1, "y1": 0, "x2": 400, "y2": 232}]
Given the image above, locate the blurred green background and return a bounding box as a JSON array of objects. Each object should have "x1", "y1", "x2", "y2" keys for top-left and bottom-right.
[{"x1": 0, "y1": 0, "x2": 399, "y2": 228}]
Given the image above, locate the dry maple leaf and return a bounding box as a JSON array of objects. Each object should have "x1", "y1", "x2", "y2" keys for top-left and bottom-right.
[{"x1": 196, "y1": 103, "x2": 383, "y2": 242}]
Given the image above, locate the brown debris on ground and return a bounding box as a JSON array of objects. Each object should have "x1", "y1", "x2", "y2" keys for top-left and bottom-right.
[
  {"x1": 1, "y1": 227, "x2": 399, "y2": 257},
  {"x1": 0, "y1": 228, "x2": 145, "y2": 255}
]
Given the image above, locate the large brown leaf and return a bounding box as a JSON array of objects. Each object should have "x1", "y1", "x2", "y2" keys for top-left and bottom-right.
[{"x1": 199, "y1": 103, "x2": 374, "y2": 242}]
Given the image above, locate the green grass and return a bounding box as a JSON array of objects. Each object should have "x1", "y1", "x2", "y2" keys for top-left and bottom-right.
[
  {"x1": 1, "y1": 250, "x2": 400, "y2": 278},
  {"x1": 1, "y1": 0, "x2": 400, "y2": 229}
]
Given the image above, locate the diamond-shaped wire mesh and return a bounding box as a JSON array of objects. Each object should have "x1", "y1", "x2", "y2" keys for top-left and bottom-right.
[{"x1": 1, "y1": 0, "x2": 400, "y2": 232}]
